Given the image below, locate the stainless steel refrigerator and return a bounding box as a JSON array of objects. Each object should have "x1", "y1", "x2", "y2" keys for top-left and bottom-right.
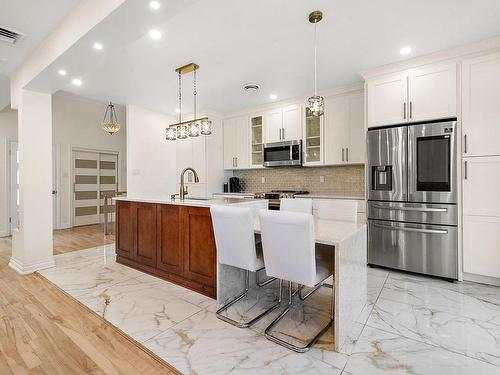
[{"x1": 367, "y1": 119, "x2": 458, "y2": 280}]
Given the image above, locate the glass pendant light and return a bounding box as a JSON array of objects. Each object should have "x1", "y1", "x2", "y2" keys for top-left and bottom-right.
[
  {"x1": 200, "y1": 118, "x2": 212, "y2": 135},
  {"x1": 166, "y1": 126, "x2": 177, "y2": 140},
  {"x1": 307, "y1": 11, "x2": 324, "y2": 117},
  {"x1": 177, "y1": 124, "x2": 188, "y2": 139},
  {"x1": 102, "y1": 102, "x2": 121, "y2": 135}
]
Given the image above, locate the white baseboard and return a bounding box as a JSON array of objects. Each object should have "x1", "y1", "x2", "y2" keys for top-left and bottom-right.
[
  {"x1": 56, "y1": 222, "x2": 71, "y2": 230},
  {"x1": 8, "y1": 257, "x2": 56, "y2": 275},
  {"x1": 0, "y1": 229, "x2": 9, "y2": 238},
  {"x1": 463, "y1": 272, "x2": 500, "y2": 287}
]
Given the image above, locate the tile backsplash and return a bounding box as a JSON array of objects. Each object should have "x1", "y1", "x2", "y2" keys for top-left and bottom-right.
[{"x1": 233, "y1": 165, "x2": 365, "y2": 196}]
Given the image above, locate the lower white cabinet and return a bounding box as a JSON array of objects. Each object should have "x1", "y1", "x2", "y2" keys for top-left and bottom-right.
[
  {"x1": 463, "y1": 215, "x2": 500, "y2": 279},
  {"x1": 462, "y1": 156, "x2": 500, "y2": 279}
]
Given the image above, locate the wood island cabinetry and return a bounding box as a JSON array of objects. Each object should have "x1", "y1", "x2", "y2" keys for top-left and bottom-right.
[{"x1": 116, "y1": 200, "x2": 217, "y2": 298}]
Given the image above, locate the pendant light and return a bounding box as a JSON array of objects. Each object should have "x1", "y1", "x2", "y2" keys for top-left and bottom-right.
[
  {"x1": 307, "y1": 11, "x2": 324, "y2": 117},
  {"x1": 166, "y1": 63, "x2": 211, "y2": 141},
  {"x1": 102, "y1": 102, "x2": 121, "y2": 135}
]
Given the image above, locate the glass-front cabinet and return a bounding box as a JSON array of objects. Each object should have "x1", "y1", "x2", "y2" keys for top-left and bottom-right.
[
  {"x1": 250, "y1": 114, "x2": 264, "y2": 167},
  {"x1": 303, "y1": 106, "x2": 323, "y2": 165}
]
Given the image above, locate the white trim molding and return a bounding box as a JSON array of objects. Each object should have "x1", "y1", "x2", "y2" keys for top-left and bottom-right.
[{"x1": 8, "y1": 256, "x2": 55, "y2": 275}]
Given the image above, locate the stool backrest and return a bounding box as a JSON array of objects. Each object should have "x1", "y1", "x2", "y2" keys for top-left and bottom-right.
[
  {"x1": 210, "y1": 205, "x2": 260, "y2": 271},
  {"x1": 280, "y1": 198, "x2": 313, "y2": 214},
  {"x1": 316, "y1": 199, "x2": 357, "y2": 222},
  {"x1": 259, "y1": 210, "x2": 316, "y2": 286}
]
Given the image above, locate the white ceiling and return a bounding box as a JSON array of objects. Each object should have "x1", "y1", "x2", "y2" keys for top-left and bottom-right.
[
  {"x1": 23, "y1": 0, "x2": 500, "y2": 116},
  {"x1": 0, "y1": 0, "x2": 79, "y2": 108}
]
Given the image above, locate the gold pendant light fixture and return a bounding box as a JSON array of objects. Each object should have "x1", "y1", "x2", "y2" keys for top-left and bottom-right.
[
  {"x1": 307, "y1": 11, "x2": 324, "y2": 117},
  {"x1": 102, "y1": 102, "x2": 121, "y2": 135},
  {"x1": 166, "y1": 63, "x2": 212, "y2": 141}
]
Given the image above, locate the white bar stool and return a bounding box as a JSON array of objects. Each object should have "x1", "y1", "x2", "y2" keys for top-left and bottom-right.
[
  {"x1": 316, "y1": 199, "x2": 357, "y2": 222},
  {"x1": 280, "y1": 198, "x2": 313, "y2": 213},
  {"x1": 259, "y1": 210, "x2": 334, "y2": 352},
  {"x1": 211, "y1": 205, "x2": 279, "y2": 328}
]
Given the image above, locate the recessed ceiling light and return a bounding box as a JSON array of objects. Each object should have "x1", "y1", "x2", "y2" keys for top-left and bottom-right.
[
  {"x1": 150, "y1": 1, "x2": 160, "y2": 10},
  {"x1": 149, "y1": 29, "x2": 162, "y2": 40},
  {"x1": 270, "y1": 94, "x2": 277, "y2": 100},
  {"x1": 400, "y1": 46, "x2": 412, "y2": 55},
  {"x1": 58, "y1": 69, "x2": 67, "y2": 76},
  {"x1": 175, "y1": 108, "x2": 181, "y2": 113},
  {"x1": 72, "y1": 78, "x2": 83, "y2": 86},
  {"x1": 93, "y1": 42, "x2": 103, "y2": 50}
]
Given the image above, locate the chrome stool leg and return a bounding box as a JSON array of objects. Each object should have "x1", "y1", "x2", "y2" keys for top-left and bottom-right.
[
  {"x1": 216, "y1": 270, "x2": 282, "y2": 328},
  {"x1": 264, "y1": 279, "x2": 334, "y2": 353}
]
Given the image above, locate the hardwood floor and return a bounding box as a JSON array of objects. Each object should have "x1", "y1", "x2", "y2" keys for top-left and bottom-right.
[{"x1": 0, "y1": 225, "x2": 178, "y2": 374}]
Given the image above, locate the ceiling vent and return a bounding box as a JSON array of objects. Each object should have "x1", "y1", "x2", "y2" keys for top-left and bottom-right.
[
  {"x1": 243, "y1": 83, "x2": 260, "y2": 92},
  {"x1": 0, "y1": 26, "x2": 23, "y2": 45}
]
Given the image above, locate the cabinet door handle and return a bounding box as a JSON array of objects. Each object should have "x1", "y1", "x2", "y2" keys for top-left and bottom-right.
[
  {"x1": 282, "y1": 128, "x2": 285, "y2": 140},
  {"x1": 346, "y1": 147, "x2": 349, "y2": 162},
  {"x1": 278, "y1": 128, "x2": 282, "y2": 140},
  {"x1": 403, "y1": 102, "x2": 406, "y2": 120},
  {"x1": 236, "y1": 157, "x2": 238, "y2": 167},
  {"x1": 342, "y1": 148, "x2": 345, "y2": 162},
  {"x1": 464, "y1": 134, "x2": 467, "y2": 154},
  {"x1": 410, "y1": 101, "x2": 413, "y2": 119},
  {"x1": 232, "y1": 157, "x2": 235, "y2": 168},
  {"x1": 464, "y1": 161, "x2": 468, "y2": 180}
]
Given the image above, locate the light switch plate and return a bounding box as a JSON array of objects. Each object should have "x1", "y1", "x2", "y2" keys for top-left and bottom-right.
[{"x1": 320, "y1": 175, "x2": 325, "y2": 183}]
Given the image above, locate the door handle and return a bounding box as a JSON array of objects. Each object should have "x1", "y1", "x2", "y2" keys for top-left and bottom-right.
[
  {"x1": 342, "y1": 148, "x2": 344, "y2": 162},
  {"x1": 373, "y1": 223, "x2": 448, "y2": 235},
  {"x1": 409, "y1": 101, "x2": 413, "y2": 119},
  {"x1": 372, "y1": 204, "x2": 447, "y2": 213},
  {"x1": 464, "y1": 161, "x2": 467, "y2": 180},
  {"x1": 464, "y1": 134, "x2": 467, "y2": 154},
  {"x1": 403, "y1": 102, "x2": 406, "y2": 120},
  {"x1": 346, "y1": 147, "x2": 349, "y2": 162}
]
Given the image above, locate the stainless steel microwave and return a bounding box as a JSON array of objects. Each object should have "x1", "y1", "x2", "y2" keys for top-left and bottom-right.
[{"x1": 263, "y1": 140, "x2": 302, "y2": 167}]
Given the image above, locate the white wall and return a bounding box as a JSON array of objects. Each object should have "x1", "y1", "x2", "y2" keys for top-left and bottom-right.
[
  {"x1": 0, "y1": 108, "x2": 18, "y2": 236},
  {"x1": 52, "y1": 93, "x2": 126, "y2": 228},
  {"x1": 126, "y1": 105, "x2": 177, "y2": 198}
]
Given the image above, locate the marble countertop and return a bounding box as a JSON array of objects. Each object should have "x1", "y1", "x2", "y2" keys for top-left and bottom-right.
[
  {"x1": 253, "y1": 217, "x2": 366, "y2": 247},
  {"x1": 114, "y1": 196, "x2": 266, "y2": 208}
]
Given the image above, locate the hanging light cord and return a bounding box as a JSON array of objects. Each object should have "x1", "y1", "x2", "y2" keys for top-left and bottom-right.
[
  {"x1": 314, "y1": 22, "x2": 318, "y2": 96},
  {"x1": 193, "y1": 68, "x2": 197, "y2": 120},
  {"x1": 178, "y1": 72, "x2": 182, "y2": 123}
]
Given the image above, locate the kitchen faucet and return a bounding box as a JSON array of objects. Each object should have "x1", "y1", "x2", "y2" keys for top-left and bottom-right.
[{"x1": 179, "y1": 167, "x2": 199, "y2": 200}]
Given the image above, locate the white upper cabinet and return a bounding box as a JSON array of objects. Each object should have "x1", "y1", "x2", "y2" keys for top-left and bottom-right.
[
  {"x1": 408, "y1": 63, "x2": 457, "y2": 122},
  {"x1": 462, "y1": 52, "x2": 500, "y2": 157},
  {"x1": 324, "y1": 92, "x2": 365, "y2": 165},
  {"x1": 303, "y1": 106, "x2": 324, "y2": 166},
  {"x1": 324, "y1": 96, "x2": 349, "y2": 164},
  {"x1": 366, "y1": 72, "x2": 407, "y2": 127},
  {"x1": 264, "y1": 108, "x2": 282, "y2": 143},
  {"x1": 282, "y1": 104, "x2": 302, "y2": 141},
  {"x1": 366, "y1": 63, "x2": 457, "y2": 128},
  {"x1": 223, "y1": 116, "x2": 249, "y2": 170},
  {"x1": 264, "y1": 104, "x2": 302, "y2": 143},
  {"x1": 249, "y1": 114, "x2": 264, "y2": 168}
]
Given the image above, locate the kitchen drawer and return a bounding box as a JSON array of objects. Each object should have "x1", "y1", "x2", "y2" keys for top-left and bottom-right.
[{"x1": 368, "y1": 201, "x2": 457, "y2": 226}]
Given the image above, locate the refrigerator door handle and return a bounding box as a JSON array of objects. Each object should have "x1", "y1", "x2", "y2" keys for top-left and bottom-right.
[{"x1": 372, "y1": 204, "x2": 448, "y2": 213}]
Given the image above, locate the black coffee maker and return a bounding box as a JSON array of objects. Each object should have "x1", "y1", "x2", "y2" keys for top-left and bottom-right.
[{"x1": 229, "y1": 177, "x2": 241, "y2": 193}]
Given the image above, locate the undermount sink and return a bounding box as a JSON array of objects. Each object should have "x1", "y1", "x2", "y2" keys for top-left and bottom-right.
[{"x1": 184, "y1": 196, "x2": 212, "y2": 201}]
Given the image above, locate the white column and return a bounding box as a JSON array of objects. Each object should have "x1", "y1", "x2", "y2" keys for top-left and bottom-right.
[{"x1": 9, "y1": 90, "x2": 55, "y2": 274}]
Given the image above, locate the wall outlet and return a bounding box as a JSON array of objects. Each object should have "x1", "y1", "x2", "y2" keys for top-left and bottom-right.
[
  {"x1": 320, "y1": 175, "x2": 325, "y2": 183},
  {"x1": 261, "y1": 176, "x2": 266, "y2": 183}
]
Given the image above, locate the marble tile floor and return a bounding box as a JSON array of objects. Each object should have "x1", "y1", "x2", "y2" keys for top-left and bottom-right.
[{"x1": 38, "y1": 245, "x2": 500, "y2": 375}]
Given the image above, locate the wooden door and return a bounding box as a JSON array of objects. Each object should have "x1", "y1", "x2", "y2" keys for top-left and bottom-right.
[
  {"x1": 156, "y1": 204, "x2": 184, "y2": 277},
  {"x1": 116, "y1": 200, "x2": 134, "y2": 260},
  {"x1": 462, "y1": 52, "x2": 500, "y2": 157},
  {"x1": 282, "y1": 104, "x2": 302, "y2": 141},
  {"x1": 324, "y1": 95, "x2": 350, "y2": 165},
  {"x1": 408, "y1": 62, "x2": 457, "y2": 123},
  {"x1": 182, "y1": 207, "x2": 217, "y2": 293},
  {"x1": 265, "y1": 108, "x2": 283, "y2": 143},
  {"x1": 347, "y1": 93, "x2": 365, "y2": 164},
  {"x1": 366, "y1": 72, "x2": 407, "y2": 128},
  {"x1": 133, "y1": 202, "x2": 157, "y2": 267}
]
